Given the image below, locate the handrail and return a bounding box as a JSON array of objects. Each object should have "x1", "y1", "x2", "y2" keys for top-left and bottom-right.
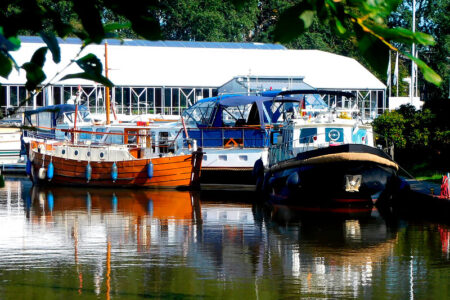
[
  {"x1": 268, "y1": 130, "x2": 370, "y2": 165},
  {"x1": 184, "y1": 127, "x2": 269, "y2": 149}
]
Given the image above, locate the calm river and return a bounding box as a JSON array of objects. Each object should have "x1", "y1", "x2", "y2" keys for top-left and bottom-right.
[{"x1": 0, "y1": 176, "x2": 449, "y2": 299}]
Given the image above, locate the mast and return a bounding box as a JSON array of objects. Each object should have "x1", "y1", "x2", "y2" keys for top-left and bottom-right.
[{"x1": 105, "y1": 42, "x2": 111, "y2": 125}]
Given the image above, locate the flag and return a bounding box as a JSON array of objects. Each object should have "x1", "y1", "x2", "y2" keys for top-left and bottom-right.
[
  {"x1": 386, "y1": 52, "x2": 391, "y2": 87},
  {"x1": 393, "y1": 52, "x2": 399, "y2": 86}
]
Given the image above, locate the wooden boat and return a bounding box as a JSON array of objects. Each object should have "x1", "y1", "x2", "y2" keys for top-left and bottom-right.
[
  {"x1": 25, "y1": 125, "x2": 203, "y2": 189},
  {"x1": 22, "y1": 102, "x2": 203, "y2": 189}
]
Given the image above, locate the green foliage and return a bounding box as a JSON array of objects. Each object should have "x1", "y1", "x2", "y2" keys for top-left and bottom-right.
[
  {"x1": 373, "y1": 104, "x2": 449, "y2": 171},
  {"x1": 61, "y1": 54, "x2": 112, "y2": 87},
  {"x1": 40, "y1": 31, "x2": 61, "y2": 63},
  {"x1": 373, "y1": 110, "x2": 407, "y2": 148},
  {"x1": 22, "y1": 47, "x2": 48, "y2": 91},
  {"x1": 158, "y1": 0, "x2": 260, "y2": 41}
]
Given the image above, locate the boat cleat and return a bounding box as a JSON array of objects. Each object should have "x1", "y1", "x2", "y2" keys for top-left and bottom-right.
[{"x1": 345, "y1": 175, "x2": 362, "y2": 192}]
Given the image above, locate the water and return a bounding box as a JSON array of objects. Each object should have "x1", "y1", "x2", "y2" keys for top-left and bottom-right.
[{"x1": 0, "y1": 176, "x2": 449, "y2": 299}]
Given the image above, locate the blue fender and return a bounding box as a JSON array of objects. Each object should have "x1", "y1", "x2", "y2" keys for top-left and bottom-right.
[
  {"x1": 47, "y1": 162, "x2": 54, "y2": 180},
  {"x1": 86, "y1": 163, "x2": 92, "y2": 182},
  {"x1": 111, "y1": 162, "x2": 118, "y2": 182},
  {"x1": 147, "y1": 161, "x2": 154, "y2": 179}
]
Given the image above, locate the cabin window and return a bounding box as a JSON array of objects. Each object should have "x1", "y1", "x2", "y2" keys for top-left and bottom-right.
[
  {"x1": 96, "y1": 128, "x2": 106, "y2": 139},
  {"x1": 105, "y1": 131, "x2": 123, "y2": 144},
  {"x1": 99, "y1": 152, "x2": 105, "y2": 159},
  {"x1": 222, "y1": 104, "x2": 252, "y2": 127},
  {"x1": 74, "y1": 150, "x2": 79, "y2": 156},
  {"x1": 126, "y1": 130, "x2": 138, "y2": 144},
  {"x1": 80, "y1": 127, "x2": 92, "y2": 140},
  {"x1": 61, "y1": 149, "x2": 66, "y2": 155},
  {"x1": 38, "y1": 112, "x2": 52, "y2": 131},
  {"x1": 299, "y1": 128, "x2": 317, "y2": 144},
  {"x1": 325, "y1": 128, "x2": 344, "y2": 143}
]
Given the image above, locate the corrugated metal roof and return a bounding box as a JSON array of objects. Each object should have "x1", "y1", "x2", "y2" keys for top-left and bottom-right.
[{"x1": 19, "y1": 36, "x2": 286, "y2": 50}]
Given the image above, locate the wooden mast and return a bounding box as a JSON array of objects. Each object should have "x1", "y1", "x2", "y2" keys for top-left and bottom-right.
[{"x1": 105, "y1": 42, "x2": 111, "y2": 125}]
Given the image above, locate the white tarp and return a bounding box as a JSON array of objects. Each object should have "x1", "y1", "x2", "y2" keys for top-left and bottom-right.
[{"x1": 1, "y1": 38, "x2": 386, "y2": 90}]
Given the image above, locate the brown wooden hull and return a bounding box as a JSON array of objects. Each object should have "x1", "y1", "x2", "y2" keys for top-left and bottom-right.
[{"x1": 30, "y1": 151, "x2": 203, "y2": 189}]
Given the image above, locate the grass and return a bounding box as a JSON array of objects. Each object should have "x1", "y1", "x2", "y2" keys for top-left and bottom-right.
[
  {"x1": 399, "y1": 160, "x2": 447, "y2": 184},
  {"x1": 415, "y1": 174, "x2": 445, "y2": 184}
]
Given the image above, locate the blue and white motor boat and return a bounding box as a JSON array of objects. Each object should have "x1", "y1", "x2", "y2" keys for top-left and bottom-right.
[{"x1": 181, "y1": 95, "x2": 273, "y2": 184}]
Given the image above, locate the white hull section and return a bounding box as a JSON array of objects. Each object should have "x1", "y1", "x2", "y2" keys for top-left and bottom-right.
[
  {"x1": 0, "y1": 129, "x2": 22, "y2": 164},
  {"x1": 201, "y1": 148, "x2": 268, "y2": 169}
]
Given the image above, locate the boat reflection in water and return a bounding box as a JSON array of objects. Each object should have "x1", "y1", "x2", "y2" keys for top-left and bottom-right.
[
  {"x1": 28, "y1": 185, "x2": 199, "y2": 221},
  {"x1": 0, "y1": 179, "x2": 448, "y2": 299},
  {"x1": 253, "y1": 200, "x2": 399, "y2": 293}
]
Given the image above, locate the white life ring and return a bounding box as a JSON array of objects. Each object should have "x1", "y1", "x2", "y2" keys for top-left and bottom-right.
[{"x1": 328, "y1": 129, "x2": 341, "y2": 141}]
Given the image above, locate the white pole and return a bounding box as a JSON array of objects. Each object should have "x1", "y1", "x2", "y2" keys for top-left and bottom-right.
[
  {"x1": 387, "y1": 50, "x2": 392, "y2": 98},
  {"x1": 396, "y1": 52, "x2": 399, "y2": 97},
  {"x1": 411, "y1": 0, "x2": 416, "y2": 103}
]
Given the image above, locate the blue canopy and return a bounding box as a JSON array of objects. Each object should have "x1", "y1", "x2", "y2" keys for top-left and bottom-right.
[
  {"x1": 24, "y1": 104, "x2": 90, "y2": 129},
  {"x1": 184, "y1": 92, "x2": 329, "y2": 128},
  {"x1": 24, "y1": 104, "x2": 89, "y2": 118}
]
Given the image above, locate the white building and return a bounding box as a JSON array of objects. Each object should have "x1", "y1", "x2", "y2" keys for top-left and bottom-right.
[{"x1": 0, "y1": 36, "x2": 386, "y2": 117}]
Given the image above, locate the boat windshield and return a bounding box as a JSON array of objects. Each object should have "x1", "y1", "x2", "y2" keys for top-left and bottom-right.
[
  {"x1": 265, "y1": 94, "x2": 329, "y2": 123},
  {"x1": 222, "y1": 104, "x2": 253, "y2": 127},
  {"x1": 58, "y1": 109, "x2": 92, "y2": 125},
  {"x1": 182, "y1": 101, "x2": 216, "y2": 126}
]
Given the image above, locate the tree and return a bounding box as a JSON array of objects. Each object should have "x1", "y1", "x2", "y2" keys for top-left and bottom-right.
[
  {"x1": 158, "y1": 0, "x2": 261, "y2": 41},
  {"x1": 373, "y1": 103, "x2": 449, "y2": 171}
]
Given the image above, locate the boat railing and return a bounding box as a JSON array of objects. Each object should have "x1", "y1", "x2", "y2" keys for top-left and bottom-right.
[
  {"x1": 182, "y1": 127, "x2": 269, "y2": 149},
  {"x1": 269, "y1": 131, "x2": 363, "y2": 165},
  {"x1": 25, "y1": 126, "x2": 190, "y2": 156}
]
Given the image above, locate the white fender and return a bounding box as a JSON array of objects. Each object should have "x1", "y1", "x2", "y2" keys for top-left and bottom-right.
[{"x1": 38, "y1": 168, "x2": 47, "y2": 180}]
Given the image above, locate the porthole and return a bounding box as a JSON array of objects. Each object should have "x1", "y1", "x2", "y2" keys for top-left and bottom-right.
[
  {"x1": 62, "y1": 149, "x2": 66, "y2": 155},
  {"x1": 74, "y1": 150, "x2": 79, "y2": 156},
  {"x1": 87, "y1": 151, "x2": 91, "y2": 157},
  {"x1": 100, "y1": 152, "x2": 105, "y2": 158}
]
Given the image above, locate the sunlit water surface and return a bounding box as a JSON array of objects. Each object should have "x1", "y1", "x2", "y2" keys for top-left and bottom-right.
[{"x1": 0, "y1": 177, "x2": 449, "y2": 299}]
